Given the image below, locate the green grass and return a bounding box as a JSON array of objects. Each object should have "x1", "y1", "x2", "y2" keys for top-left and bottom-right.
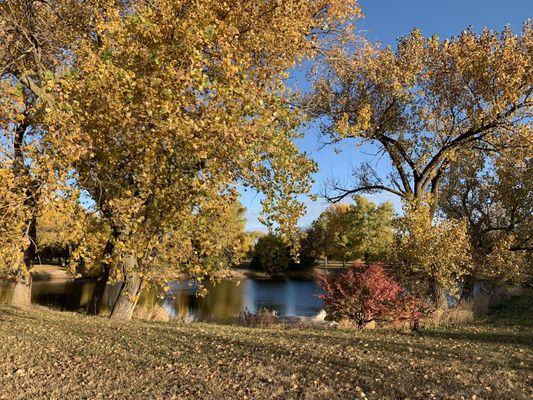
[{"x1": 0, "y1": 293, "x2": 531, "y2": 399}]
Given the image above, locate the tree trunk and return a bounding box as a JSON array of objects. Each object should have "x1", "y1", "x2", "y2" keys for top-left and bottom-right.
[
  {"x1": 9, "y1": 213, "x2": 37, "y2": 307},
  {"x1": 110, "y1": 255, "x2": 142, "y2": 320},
  {"x1": 87, "y1": 264, "x2": 110, "y2": 315},
  {"x1": 10, "y1": 118, "x2": 38, "y2": 308},
  {"x1": 87, "y1": 230, "x2": 118, "y2": 315},
  {"x1": 10, "y1": 275, "x2": 32, "y2": 307},
  {"x1": 460, "y1": 276, "x2": 476, "y2": 301},
  {"x1": 433, "y1": 282, "x2": 449, "y2": 310},
  {"x1": 110, "y1": 271, "x2": 143, "y2": 320}
]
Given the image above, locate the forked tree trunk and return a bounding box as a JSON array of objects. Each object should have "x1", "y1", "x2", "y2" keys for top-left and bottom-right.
[{"x1": 110, "y1": 255, "x2": 142, "y2": 320}]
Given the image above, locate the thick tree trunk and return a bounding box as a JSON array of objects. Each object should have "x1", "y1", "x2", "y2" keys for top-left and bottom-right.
[
  {"x1": 433, "y1": 282, "x2": 449, "y2": 310},
  {"x1": 10, "y1": 118, "x2": 38, "y2": 308},
  {"x1": 110, "y1": 254, "x2": 142, "y2": 320},
  {"x1": 10, "y1": 275, "x2": 32, "y2": 307},
  {"x1": 110, "y1": 270, "x2": 143, "y2": 320},
  {"x1": 9, "y1": 213, "x2": 37, "y2": 307}
]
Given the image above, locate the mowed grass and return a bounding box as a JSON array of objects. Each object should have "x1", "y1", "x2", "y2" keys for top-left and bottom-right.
[{"x1": 0, "y1": 294, "x2": 532, "y2": 400}]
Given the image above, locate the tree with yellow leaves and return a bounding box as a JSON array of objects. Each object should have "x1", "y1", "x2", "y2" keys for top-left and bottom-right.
[
  {"x1": 393, "y1": 197, "x2": 473, "y2": 306},
  {"x1": 47, "y1": 0, "x2": 361, "y2": 319},
  {"x1": 0, "y1": 0, "x2": 89, "y2": 305},
  {"x1": 307, "y1": 23, "x2": 532, "y2": 306},
  {"x1": 440, "y1": 145, "x2": 532, "y2": 293}
]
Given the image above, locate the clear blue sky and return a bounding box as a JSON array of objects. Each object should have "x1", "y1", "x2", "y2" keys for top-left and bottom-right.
[{"x1": 241, "y1": 0, "x2": 532, "y2": 232}]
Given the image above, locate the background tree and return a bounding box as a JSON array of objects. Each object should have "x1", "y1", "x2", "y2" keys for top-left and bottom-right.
[
  {"x1": 49, "y1": 0, "x2": 360, "y2": 319},
  {"x1": 307, "y1": 23, "x2": 532, "y2": 305},
  {"x1": 344, "y1": 196, "x2": 394, "y2": 263},
  {"x1": 0, "y1": 0, "x2": 87, "y2": 305},
  {"x1": 300, "y1": 197, "x2": 393, "y2": 268},
  {"x1": 312, "y1": 203, "x2": 352, "y2": 267},
  {"x1": 243, "y1": 231, "x2": 266, "y2": 261},
  {"x1": 37, "y1": 198, "x2": 85, "y2": 264},
  {"x1": 196, "y1": 201, "x2": 250, "y2": 272},
  {"x1": 250, "y1": 233, "x2": 290, "y2": 275},
  {"x1": 440, "y1": 145, "x2": 532, "y2": 293}
]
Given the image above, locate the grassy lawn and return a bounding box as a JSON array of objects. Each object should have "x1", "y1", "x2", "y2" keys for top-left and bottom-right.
[{"x1": 0, "y1": 294, "x2": 531, "y2": 399}]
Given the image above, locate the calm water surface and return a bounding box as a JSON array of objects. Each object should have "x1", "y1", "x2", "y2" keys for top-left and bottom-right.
[{"x1": 0, "y1": 278, "x2": 324, "y2": 322}]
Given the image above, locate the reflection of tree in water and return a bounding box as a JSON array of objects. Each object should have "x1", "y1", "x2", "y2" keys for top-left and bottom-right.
[
  {"x1": 166, "y1": 280, "x2": 245, "y2": 322},
  {"x1": 31, "y1": 281, "x2": 95, "y2": 311},
  {"x1": 170, "y1": 291, "x2": 192, "y2": 319},
  {"x1": 195, "y1": 281, "x2": 244, "y2": 322}
]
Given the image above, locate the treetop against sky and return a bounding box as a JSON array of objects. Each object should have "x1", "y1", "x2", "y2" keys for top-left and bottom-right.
[{"x1": 241, "y1": 0, "x2": 531, "y2": 232}]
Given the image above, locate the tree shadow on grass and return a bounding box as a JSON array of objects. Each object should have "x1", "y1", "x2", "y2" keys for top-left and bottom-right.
[
  {"x1": 422, "y1": 329, "x2": 533, "y2": 347},
  {"x1": 0, "y1": 306, "x2": 38, "y2": 322}
]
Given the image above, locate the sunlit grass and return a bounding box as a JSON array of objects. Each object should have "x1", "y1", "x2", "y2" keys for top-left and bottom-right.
[{"x1": 0, "y1": 293, "x2": 531, "y2": 399}]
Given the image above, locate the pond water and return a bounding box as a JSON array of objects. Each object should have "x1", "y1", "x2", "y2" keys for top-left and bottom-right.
[{"x1": 0, "y1": 278, "x2": 324, "y2": 322}]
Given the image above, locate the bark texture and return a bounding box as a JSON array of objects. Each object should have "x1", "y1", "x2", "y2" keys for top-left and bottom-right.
[
  {"x1": 110, "y1": 255, "x2": 142, "y2": 320},
  {"x1": 10, "y1": 276, "x2": 32, "y2": 307}
]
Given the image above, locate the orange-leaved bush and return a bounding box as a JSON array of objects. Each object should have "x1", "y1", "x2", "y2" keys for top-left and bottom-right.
[{"x1": 317, "y1": 262, "x2": 425, "y2": 328}]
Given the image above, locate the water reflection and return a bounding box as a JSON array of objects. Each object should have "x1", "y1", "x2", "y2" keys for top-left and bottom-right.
[
  {"x1": 165, "y1": 279, "x2": 323, "y2": 321},
  {"x1": 0, "y1": 277, "x2": 324, "y2": 322}
]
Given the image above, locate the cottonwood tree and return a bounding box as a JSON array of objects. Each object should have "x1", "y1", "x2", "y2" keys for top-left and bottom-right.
[
  {"x1": 307, "y1": 24, "x2": 532, "y2": 305},
  {"x1": 49, "y1": 0, "x2": 361, "y2": 319},
  {"x1": 440, "y1": 146, "x2": 532, "y2": 293},
  {"x1": 0, "y1": 0, "x2": 87, "y2": 305}
]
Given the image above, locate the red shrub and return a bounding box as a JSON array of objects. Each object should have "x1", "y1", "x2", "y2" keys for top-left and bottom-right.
[{"x1": 317, "y1": 262, "x2": 425, "y2": 328}]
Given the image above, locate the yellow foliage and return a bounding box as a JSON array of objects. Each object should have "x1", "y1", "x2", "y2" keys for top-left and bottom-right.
[
  {"x1": 41, "y1": 0, "x2": 361, "y2": 284},
  {"x1": 393, "y1": 197, "x2": 473, "y2": 294}
]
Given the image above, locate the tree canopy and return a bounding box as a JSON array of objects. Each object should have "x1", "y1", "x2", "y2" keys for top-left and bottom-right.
[
  {"x1": 307, "y1": 23, "x2": 532, "y2": 302},
  {"x1": 44, "y1": 0, "x2": 360, "y2": 318},
  {"x1": 308, "y1": 24, "x2": 532, "y2": 215}
]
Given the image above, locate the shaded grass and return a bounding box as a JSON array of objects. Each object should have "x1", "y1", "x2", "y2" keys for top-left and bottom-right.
[{"x1": 0, "y1": 293, "x2": 531, "y2": 399}]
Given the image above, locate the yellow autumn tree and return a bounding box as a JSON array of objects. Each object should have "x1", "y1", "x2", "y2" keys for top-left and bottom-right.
[
  {"x1": 440, "y1": 142, "x2": 532, "y2": 290},
  {"x1": 47, "y1": 0, "x2": 361, "y2": 319},
  {"x1": 393, "y1": 197, "x2": 473, "y2": 306},
  {"x1": 307, "y1": 23, "x2": 532, "y2": 306},
  {"x1": 0, "y1": 0, "x2": 90, "y2": 305}
]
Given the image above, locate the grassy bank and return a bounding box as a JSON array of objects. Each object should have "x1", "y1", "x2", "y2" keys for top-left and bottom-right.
[{"x1": 0, "y1": 294, "x2": 531, "y2": 399}]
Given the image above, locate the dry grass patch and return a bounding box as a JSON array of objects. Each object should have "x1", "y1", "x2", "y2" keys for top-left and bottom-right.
[{"x1": 0, "y1": 293, "x2": 531, "y2": 399}]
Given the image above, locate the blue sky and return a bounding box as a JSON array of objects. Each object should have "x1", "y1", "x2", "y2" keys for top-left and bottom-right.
[{"x1": 241, "y1": 0, "x2": 532, "y2": 232}]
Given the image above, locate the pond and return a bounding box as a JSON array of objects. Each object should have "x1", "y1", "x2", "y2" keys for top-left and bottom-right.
[{"x1": 0, "y1": 277, "x2": 325, "y2": 322}]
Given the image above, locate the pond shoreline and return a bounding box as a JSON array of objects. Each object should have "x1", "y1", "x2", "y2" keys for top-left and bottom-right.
[
  {"x1": 213, "y1": 266, "x2": 345, "y2": 281},
  {"x1": 3, "y1": 264, "x2": 346, "y2": 285}
]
